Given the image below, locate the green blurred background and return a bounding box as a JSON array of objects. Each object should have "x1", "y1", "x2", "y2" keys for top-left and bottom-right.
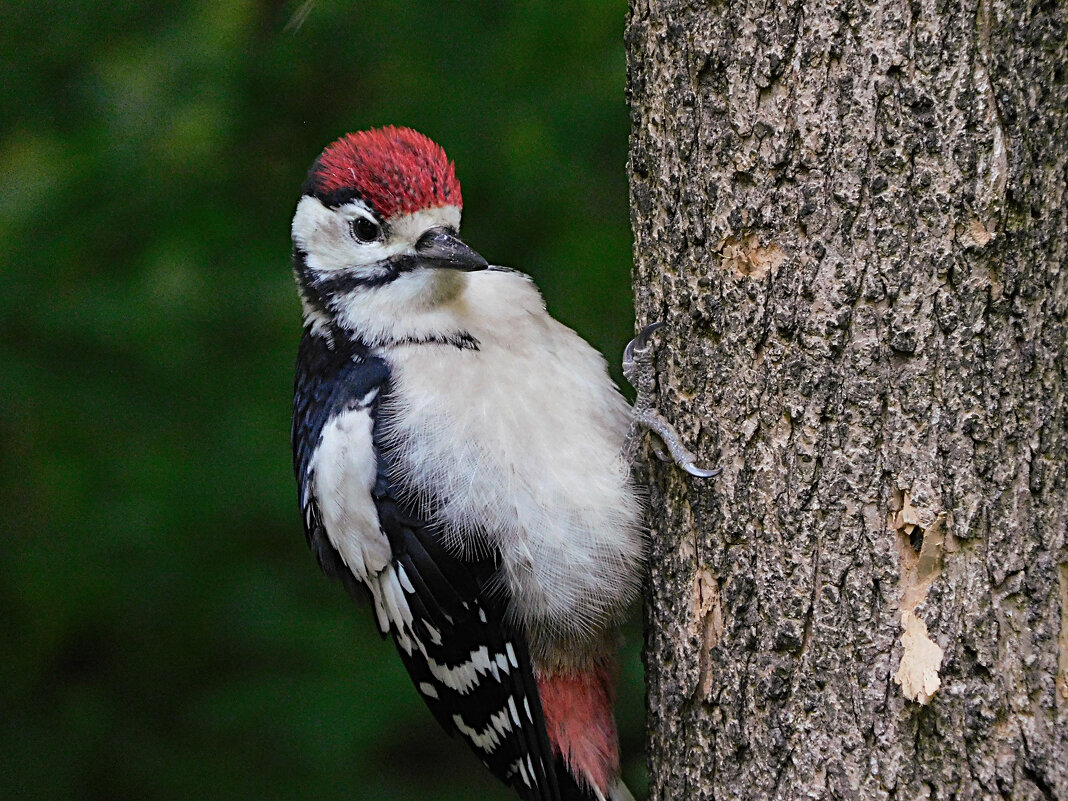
[{"x1": 0, "y1": 1, "x2": 643, "y2": 799}]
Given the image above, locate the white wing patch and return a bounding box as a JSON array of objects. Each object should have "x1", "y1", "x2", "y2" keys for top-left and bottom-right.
[{"x1": 312, "y1": 406, "x2": 414, "y2": 642}]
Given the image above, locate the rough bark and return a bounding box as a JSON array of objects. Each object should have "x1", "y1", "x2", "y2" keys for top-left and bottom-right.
[{"x1": 625, "y1": 1, "x2": 1068, "y2": 799}]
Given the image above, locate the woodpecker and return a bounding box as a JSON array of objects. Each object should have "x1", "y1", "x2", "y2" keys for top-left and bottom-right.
[{"x1": 291, "y1": 127, "x2": 712, "y2": 801}]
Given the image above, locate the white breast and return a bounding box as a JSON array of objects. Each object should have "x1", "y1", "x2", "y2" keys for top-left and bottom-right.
[{"x1": 377, "y1": 269, "x2": 645, "y2": 647}]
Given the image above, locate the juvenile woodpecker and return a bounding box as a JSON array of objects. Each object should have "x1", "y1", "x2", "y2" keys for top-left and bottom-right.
[{"x1": 291, "y1": 127, "x2": 710, "y2": 801}]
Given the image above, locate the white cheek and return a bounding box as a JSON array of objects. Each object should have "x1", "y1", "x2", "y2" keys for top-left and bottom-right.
[
  {"x1": 292, "y1": 195, "x2": 401, "y2": 272},
  {"x1": 292, "y1": 195, "x2": 338, "y2": 257}
]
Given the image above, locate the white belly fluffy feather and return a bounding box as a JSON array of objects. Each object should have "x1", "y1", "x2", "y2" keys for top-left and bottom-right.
[{"x1": 377, "y1": 269, "x2": 645, "y2": 657}]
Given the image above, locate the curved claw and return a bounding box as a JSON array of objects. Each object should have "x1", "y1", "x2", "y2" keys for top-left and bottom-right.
[
  {"x1": 624, "y1": 321, "x2": 667, "y2": 363},
  {"x1": 635, "y1": 320, "x2": 666, "y2": 348},
  {"x1": 681, "y1": 463, "x2": 722, "y2": 479}
]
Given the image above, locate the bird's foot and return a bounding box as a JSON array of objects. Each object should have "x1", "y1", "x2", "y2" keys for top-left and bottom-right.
[{"x1": 621, "y1": 323, "x2": 721, "y2": 478}]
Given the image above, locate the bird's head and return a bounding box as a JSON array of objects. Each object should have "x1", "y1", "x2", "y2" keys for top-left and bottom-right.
[{"x1": 292, "y1": 126, "x2": 488, "y2": 342}]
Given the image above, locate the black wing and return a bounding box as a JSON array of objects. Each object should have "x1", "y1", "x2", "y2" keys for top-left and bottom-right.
[
  {"x1": 371, "y1": 453, "x2": 562, "y2": 800},
  {"x1": 292, "y1": 331, "x2": 388, "y2": 603},
  {"x1": 293, "y1": 330, "x2": 563, "y2": 801}
]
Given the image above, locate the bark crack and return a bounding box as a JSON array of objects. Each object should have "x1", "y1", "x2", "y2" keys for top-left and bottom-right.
[{"x1": 630, "y1": 0, "x2": 1068, "y2": 795}]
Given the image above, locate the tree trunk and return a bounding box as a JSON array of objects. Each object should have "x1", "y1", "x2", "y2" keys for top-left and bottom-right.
[{"x1": 625, "y1": 1, "x2": 1068, "y2": 799}]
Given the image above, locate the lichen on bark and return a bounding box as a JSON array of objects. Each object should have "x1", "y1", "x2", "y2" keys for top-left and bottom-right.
[{"x1": 626, "y1": 0, "x2": 1068, "y2": 798}]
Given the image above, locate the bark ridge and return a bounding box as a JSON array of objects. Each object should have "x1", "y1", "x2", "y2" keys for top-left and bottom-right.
[{"x1": 626, "y1": 0, "x2": 1068, "y2": 798}]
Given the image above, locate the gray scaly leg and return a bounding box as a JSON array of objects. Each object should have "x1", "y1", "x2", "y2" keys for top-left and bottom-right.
[{"x1": 621, "y1": 322, "x2": 720, "y2": 478}]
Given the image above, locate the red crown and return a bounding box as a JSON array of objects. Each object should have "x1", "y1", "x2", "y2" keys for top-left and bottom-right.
[{"x1": 310, "y1": 127, "x2": 462, "y2": 219}]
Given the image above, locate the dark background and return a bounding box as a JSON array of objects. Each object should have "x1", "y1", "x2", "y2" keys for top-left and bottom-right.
[{"x1": 1, "y1": 2, "x2": 643, "y2": 799}]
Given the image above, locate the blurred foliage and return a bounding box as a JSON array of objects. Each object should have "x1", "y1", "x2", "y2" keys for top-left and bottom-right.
[{"x1": 0, "y1": 1, "x2": 642, "y2": 799}]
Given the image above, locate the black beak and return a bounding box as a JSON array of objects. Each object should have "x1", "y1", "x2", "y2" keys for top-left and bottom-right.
[{"x1": 415, "y1": 227, "x2": 489, "y2": 272}]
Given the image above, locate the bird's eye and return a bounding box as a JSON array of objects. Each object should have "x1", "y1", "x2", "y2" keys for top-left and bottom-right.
[{"x1": 350, "y1": 217, "x2": 381, "y2": 243}]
